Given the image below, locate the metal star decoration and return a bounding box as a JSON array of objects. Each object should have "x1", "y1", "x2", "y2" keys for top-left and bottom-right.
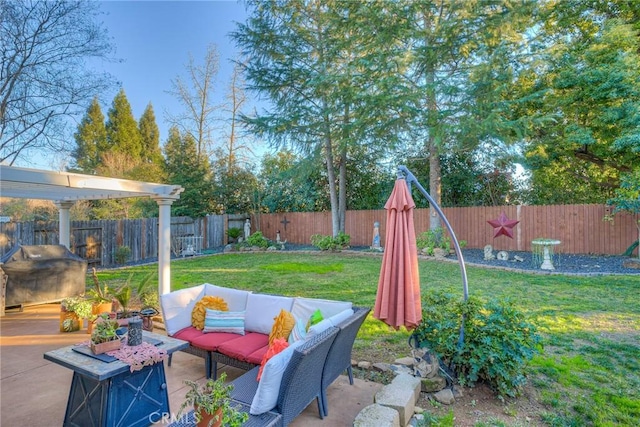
[{"x1": 487, "y1": 212, "x2": 519, "y2": 239}]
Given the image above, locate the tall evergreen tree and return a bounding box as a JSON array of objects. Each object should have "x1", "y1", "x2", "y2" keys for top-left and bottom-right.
[
  {"x1": 233, "y1": 0, "x2": 408, "y2": 235},
  {"x1": 164, "y1": 126, "x2": 213, "y2": 218},
  {"x1": 72, "y1": 97, "x2": 107, "y2": 174},
  {"x1": 105, "y1": 88, "x2": 143, "y2": 165},
  {"x1": 138, "y1": 103, "x2": 163, "y2": 166}
]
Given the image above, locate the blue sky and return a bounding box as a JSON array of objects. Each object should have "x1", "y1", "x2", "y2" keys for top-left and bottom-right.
[{"x1": 94, "y1": 0, "x2": 248, "y2": 144}]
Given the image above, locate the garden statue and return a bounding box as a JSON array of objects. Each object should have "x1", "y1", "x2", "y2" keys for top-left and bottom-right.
[
  {"x1": 244, "y1": 219, "x2": 251, "y2": 239},
  {"x1": 484, "y1": 244, "x2": 495, "y2": 260},
  {"x1": 497, "y1": 251, "x2": 509, "y2": 261},
  {"x1": 371, "y1": 221, "x2": 381, "y2": 250},
  {"x1": 276, "y1": 230, "x2": 281, "y2": 243}
]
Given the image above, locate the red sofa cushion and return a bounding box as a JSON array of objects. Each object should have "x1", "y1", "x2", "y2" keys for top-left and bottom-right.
[
  {"x1": 246, "y1": 344, "x2": 270, "y2": 365},
  {"x1": 173, "y1": 326, "x2": 204, "y2": 342},
  {"x1": 217, "y1": 332, "x2": 269, "y2": 362},
  {"x1": 191, "y1": 331, "x2": 243, "y2": 351}
]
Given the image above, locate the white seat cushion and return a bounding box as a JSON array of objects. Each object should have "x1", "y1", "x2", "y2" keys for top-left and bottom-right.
[
  {"x1": 160, "y1": 284, "x2": 205, "y2": 336},
  {"x1": 204, "y1": 283, "x2": 251, "y2": 311},
  {"x1": 291, "y1": 297, "x2": 352, "y2": 323}
]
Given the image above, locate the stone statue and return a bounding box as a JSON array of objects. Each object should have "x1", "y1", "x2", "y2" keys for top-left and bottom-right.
[
  {"x1": 244, "y1": 219, "x2": 251, "y2": 239},
  {"x1": 371, "y1": 221, "x2": 381, "y2": 249},
  {"x1": 484, "y1": 244, "x2": 495, "y2": 260},
  {"x1": 276, "y1": 230, "x2": 281, "y2": 243},
  {"x1": 497, "y1": 250, "x2": 509, "y2": 261}
]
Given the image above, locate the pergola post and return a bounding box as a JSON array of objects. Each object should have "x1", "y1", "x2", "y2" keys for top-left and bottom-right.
[
  {"x1": 54, "y1": 201, "x2": 75, "y2": 249},
  {"x1": 154, "y1": 198, "x2": 175, "y2": 296}
]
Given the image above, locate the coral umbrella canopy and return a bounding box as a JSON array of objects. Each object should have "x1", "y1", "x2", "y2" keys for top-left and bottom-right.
[{"x1": 374, "y1": 178, "x2": 422, "y2": 330}]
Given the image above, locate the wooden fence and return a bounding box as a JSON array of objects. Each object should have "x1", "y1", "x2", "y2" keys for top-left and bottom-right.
[
  {"x1": 0, "y1": 215, "x2": 225, "y2": 267},
  {"x1": 0, "y1": 205, "x2": 637, "y2": 265},
  {"x1": 256, "y1": 205, "x2": 638, "y2": 256}
]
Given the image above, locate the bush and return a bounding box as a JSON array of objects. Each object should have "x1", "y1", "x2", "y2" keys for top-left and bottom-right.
[
  {"x1": 226, "y1": 227, "x2": 242, "y2": 240},
  {"x1": 246, "y1": 231, "x2": 269, "y2": 248},
  {"x1": 114, "y1": 246, "x2": 131, "y2": 264},
  {"x1": 310, "y1": 231, "x2": 350, "y2": 251},
  {"x1": 416, "y1": 227, "x2": 466, "y2": 255},
  {"x1": 411, "y1": 291, "x2": 542, "y2": 398}
]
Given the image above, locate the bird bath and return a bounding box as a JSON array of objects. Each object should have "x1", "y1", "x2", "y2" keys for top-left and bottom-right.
[{"x1": 532, "y1": 239, "x2": 561, "y2": 270}]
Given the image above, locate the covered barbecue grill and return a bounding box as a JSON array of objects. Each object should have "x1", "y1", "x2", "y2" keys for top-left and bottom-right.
[{"x1": 1, "y1": 245, "x2": 87, "y2": 308}]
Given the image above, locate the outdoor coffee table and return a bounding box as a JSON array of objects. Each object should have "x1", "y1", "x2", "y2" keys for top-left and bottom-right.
[{"x1": 44, "y1": 331, "x2": 188, "y2": 427}]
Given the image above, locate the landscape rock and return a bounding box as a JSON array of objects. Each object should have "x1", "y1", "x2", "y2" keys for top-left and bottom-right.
[
  {"x1": 358, "y1": 361, "x2": 372, "y2": 370},
  {"x1": 433, "y1": 388, "x2": 455, "y2": 405},
  {"x1": 373, "y1": 362, "x2": 391, "y2": 372},
  {"x1": 394, "y1": 356, "x2": 414, "y2": 366},
  {"x1": 420, "y1": 375, "x2": 447, "y2": 393},
  {"x1": 353, "y1": 404, "x2": 400, "y2": 427},
  {"x1": 389, "y1": 364, "x2": 413, "y2": 376}
]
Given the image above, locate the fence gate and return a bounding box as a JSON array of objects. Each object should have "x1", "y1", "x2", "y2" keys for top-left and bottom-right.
[{"x1": 72, "y1": 226, "x2": 103, "y2": 267}]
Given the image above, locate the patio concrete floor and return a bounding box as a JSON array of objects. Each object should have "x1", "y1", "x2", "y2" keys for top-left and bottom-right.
[{"x1": 1, "y1": 304, "x2": 381, "y2": 427}]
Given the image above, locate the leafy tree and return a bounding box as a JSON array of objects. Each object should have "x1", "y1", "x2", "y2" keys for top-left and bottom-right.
[
  {"x1": 106, "y1": 88, "x2": 143, "y2": 161},
  {"x1": 164, "y1": 126, "x2": 213, "y2": 218},
  {"x1": 72, "y1": 97, "x2": 108, "y2": 174},
  {"x1": 396, "y1": 0, "x2": 534, "y2": 228},
  {"x1": 258, "y1": 150, "x2": 328, "y2": 213},
  {"x1": 210, "y1": 151, "x2": 259, "y2": 215},
  {"x1": 520, "y1": 3, "x2": 640, "y2": 203},
  {"x1": 607, "y1": 168, "x2": 640, "y2": 258},
  {"x1": 233, "y1": 0, "x2": 409, "y2": 236},
  {"x1": 0, "y1": 0, "x2": 114, "y2": 165}
]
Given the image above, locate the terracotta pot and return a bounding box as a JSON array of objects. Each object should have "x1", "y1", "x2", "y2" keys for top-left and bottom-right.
[
  {"x1": 59, "y1": 308, "x2": 80, "y2": 332},
  {"x1": 195, "y1": 406, "x2": 222, "y2": 427},
  {"x1": 87, "y1": 302, "x2": 113, "y2": 334},
  {"x1": 91, "y1": 339, "x2": 121, "y2": 354}
]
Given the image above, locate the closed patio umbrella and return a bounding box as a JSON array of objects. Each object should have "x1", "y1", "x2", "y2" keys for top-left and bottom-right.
[{"x1": 374, "y1": 178, "x2": 422, "y2": 330}]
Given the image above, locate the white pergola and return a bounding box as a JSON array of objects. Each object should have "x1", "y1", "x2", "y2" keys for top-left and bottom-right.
[{"x1": 0, "y1": 165, "x2": 184, "y2": 295}]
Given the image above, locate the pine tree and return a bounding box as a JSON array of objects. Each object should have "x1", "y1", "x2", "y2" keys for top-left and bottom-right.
[
  {"x1": 105, "y1": 88, "x2": 143, "y2": 167},
  {"x1": 72, "y1": 97, "x2": 108, "y2": 174},
  {"x1": 138, "y1": 103, "x2": 163, "y2": 166}
]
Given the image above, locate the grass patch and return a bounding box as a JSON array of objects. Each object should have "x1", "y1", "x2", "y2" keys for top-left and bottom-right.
[{"x1": 93, "y1": 252, "x2": 640, "y2": 426}]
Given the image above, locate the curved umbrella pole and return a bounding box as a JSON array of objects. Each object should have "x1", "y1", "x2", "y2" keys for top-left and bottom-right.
[{"x1": 398, "y1": 165, "x2": 469, "y2": 348}]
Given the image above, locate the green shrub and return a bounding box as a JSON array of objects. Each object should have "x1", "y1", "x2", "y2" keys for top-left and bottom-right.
[
  {"x1": 114, "y1": 245, "x2": 131, "y2": 264},
  {"x1": 311, "y1": 231, "x2": 350, "y2": 251},
  {"x1": 226, "y1": 227, "x2": 242, "y2": 240},
  {"x1": 246, "y1": 231, "x2": 269, "y2": 248},
  {"x1": 411, "y1": 291, "x2": 542, "y2": 398}
]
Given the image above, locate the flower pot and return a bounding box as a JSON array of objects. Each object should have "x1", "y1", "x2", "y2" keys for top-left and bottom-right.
[
  {"x1": 87, "y1": 302, "x2": 113, "y2": 334},
  {"x1": 195, "y1": 406, "x2": 222, "y2": 427},
  {"x1": 90, "y1": 339, "x2": 121, "y2": 355},
  {"x1": 59, "y1": 308, "x2": 80, "y2": 332}
]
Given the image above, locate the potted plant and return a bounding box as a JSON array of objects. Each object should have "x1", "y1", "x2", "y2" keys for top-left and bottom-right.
[
  {"x1": 90, "y1": 314, "x2": 121, "y2": 354},
  {"x1": 87, "y1": 268, "x2": 113, "y2": 333},
  {"x1": 60, "y1": 296, "x2": 93, "y2": 332},
  {"x1": 178, "y1": 373, "x2": 248, "y2": 427}
]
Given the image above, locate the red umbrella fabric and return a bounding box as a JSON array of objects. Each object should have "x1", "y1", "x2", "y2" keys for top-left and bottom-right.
[{"x1": 374, "y1": 178, "x2": 422, "y2": 330}]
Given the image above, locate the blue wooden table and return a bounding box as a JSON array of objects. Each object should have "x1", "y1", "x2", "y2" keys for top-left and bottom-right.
[{"x1": 44, "y1": 331, "x2": 188, "y2": 427}]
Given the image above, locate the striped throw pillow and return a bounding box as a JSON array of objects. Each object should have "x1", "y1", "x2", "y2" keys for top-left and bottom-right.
[{"x1": 203, "y1": 309, "x2": 246, "y2": 335}]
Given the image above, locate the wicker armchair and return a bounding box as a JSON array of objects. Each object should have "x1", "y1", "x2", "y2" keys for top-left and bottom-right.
[
  {"x1": 320, "y1": 306, "x2": 370, "y2": 416},
  {"x1": 229, "y1": 326, "x2": 339, "y2": 427}
]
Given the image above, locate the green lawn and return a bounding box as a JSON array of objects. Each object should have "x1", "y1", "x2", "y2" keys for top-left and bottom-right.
[{"x1": 95, "y1": 252, "x2": 640, "y2": 426}]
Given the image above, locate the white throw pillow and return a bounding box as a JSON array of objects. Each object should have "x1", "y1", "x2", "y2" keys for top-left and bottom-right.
[
  {"x1": 203, "y1": 283, "x2": 251, "y2": 311},
  {"x1": 290, "y1": 297, "x2": 352, "y2": 322},
  {"x1": 250, "y1": 340, "x2": 303, "y2": 415},
  {"x1": 245, "y1": 294, "x2": 294, "y2": 334},
  {"x1": 160, "y1": 284, "x2": 205, "y2": 336}
]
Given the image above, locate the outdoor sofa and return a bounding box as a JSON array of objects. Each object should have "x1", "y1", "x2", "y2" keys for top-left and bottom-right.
[{"x1": 160, "y1": 283, "x2": 369, "y2": 424}]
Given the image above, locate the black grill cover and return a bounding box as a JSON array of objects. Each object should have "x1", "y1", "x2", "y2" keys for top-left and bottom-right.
[{"x1": 1, "y1": 245, "x2": 87, "y2": 307}]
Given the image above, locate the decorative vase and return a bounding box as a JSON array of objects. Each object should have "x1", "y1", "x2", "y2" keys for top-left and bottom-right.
[
  {"x1": 91, "y1": 338, "x2": 121, "y2": 354},
  {"x1": 195, "y1": 406, "x2": 222, "y2": 427},
  {"x1": 127, "y1": 316, "x2": 143, "y2": 346}
]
